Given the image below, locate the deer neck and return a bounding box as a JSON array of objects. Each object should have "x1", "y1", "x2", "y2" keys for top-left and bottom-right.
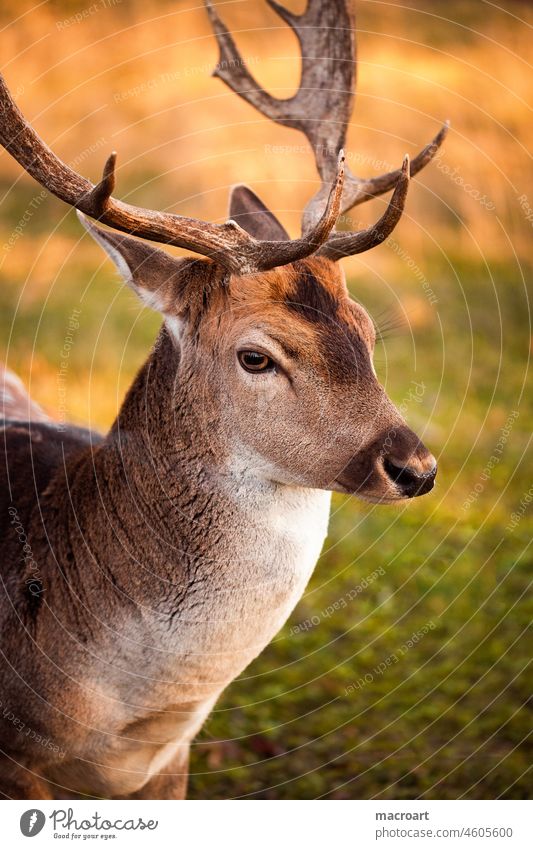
[{"x1": 56, "y1": 327, "x2": 331, "y2": 685}]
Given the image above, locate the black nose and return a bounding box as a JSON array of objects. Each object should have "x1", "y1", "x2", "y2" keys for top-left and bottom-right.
[{"x1": 384, "y1": 457, "x2": 437, "y2": 497}]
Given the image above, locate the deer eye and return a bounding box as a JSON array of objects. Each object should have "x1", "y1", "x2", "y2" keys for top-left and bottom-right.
[{"x1": 238, "y1": 350, "x2": 275, "y2": 373}]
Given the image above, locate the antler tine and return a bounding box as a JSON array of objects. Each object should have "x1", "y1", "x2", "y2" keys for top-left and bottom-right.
[
  {"x1": 318, "y1": 155, "x2": 410, "y2": 260},
  {"x1": 87, "y1": 151, "x2": 117, "y2": 215},
  {"x1": 205, "y1": 0, "x2": 354, "y2": 186},
  {"x1": 339, "y1": 121, "x2": 449, "y2": 213},
  {"x1": 0, "y1": 71, "x2": 253, "y2": 271},
  {"x1": 206, "y1": 0, "x2": 447, "y2": 240},
  {"x1": 245, "y1": 149, "x2": 345, "y2": 271},
  {"x1": 0, "y1": 71, "x2": 341, "y2": 275}
]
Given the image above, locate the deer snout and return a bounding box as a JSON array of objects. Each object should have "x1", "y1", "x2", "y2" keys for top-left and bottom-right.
[
  {"x1": 383, "y1": 454, "x2": 437, "y2": 497},
  {"x1": 380, "y1": 430, "x2": 437, "y2": 498},
  {"x1": 333, "y1": 424, "x2": 437, "y2": 501}
]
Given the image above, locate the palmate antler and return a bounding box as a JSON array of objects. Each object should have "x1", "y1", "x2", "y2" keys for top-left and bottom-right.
[
  {"x1": 0, "y1": 0, "x2": 445, "y2": 273},
  {"x1": 206, "y1": 0, "x2": 448, "y2": 258}
]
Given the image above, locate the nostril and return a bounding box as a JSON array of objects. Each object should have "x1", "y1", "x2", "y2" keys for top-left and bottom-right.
[
  {"x1": 384, "y1": 458, "x2": 418, "y2": 487},
  {"x1": 383, "y1": 457, "x2": 437, "y2": 497}
]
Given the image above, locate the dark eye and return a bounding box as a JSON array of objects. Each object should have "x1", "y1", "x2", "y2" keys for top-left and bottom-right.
[{"x1": 238, "y1": 350, "x2": 275, "y2": 373}]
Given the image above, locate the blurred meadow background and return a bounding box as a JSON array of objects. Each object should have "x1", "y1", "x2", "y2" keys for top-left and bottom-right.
[{"x1": 0, "y1": 0, "x2": 531, "y2": 798}]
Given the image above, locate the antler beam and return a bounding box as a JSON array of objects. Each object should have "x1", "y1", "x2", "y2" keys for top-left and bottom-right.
[{"x1": 0, "y1": 72, "x2": 343, "y2": 275}]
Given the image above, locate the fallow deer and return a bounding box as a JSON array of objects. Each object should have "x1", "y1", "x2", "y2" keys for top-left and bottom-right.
[{"x1": 0, "y1": 0, "x2": 446, "y2": 799}]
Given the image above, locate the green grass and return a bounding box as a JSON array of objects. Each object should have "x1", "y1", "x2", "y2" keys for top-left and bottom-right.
[{"x1": 189, "y1": 512, "x2": 531, "y2": 799}]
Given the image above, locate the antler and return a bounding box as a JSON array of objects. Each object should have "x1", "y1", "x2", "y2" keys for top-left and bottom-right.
[
  {"x1": 206, "y1": 0, "x2": 447, "y2": 242},
  {"x1": 318, "y1": 155, "x2": 410, "y2": 259},
  {"x1": 0, "y1": 1, "x2": 446, "y2": 274},
  {"x1": 0, "y1": 71, "x2": 345, "y2": 275}
]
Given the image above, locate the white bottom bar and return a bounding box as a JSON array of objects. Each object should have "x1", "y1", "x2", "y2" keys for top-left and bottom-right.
[{"x1": 4, "y1": 799, "x2": 531, "y2": 848}]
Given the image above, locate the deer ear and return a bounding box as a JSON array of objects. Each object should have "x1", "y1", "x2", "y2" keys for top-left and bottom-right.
[
  {"x1": 228, "y1": 185, "x2": 289, "y2": 241},
  {"x1": 78, "y1": 212, "x2": 219, "y2": 342}
]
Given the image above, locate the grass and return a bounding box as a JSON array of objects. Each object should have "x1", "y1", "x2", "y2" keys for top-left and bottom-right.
[{"x1": 0, "y1": 0, "x2": 531, "y2": 799}]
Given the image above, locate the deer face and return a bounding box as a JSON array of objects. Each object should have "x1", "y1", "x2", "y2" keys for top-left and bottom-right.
[
  {"x1": 84, "y1": 168, "x2": 437, "y2": 502},
  {"x1": 82, "y1": 215, "x2": 436, "y2": 503},
  {"x1": 1, "y1": 0, "x2": 446, "y2": 502},
  {"x1": 203, "y1": 258, "x2": 436, "y2": 502}
]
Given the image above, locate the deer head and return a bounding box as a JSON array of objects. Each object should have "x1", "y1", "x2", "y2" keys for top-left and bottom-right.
[{"x1": 0, "y1": 0, "x2": 446, "y2": 501}]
